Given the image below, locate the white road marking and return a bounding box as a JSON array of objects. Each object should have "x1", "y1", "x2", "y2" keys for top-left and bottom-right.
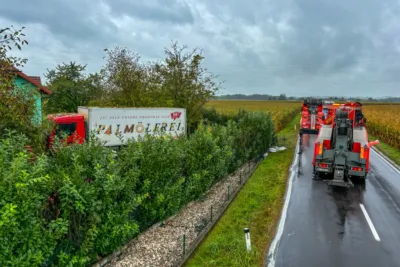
[
  {"x1": 360, "y1": 203, "x2": 381, "y2": 242},
  {"x1": 266, "y1": 137, "x2": 300, "y2": 267},
  {"x1": 371, "y1": 148, "x2": 400, "y2": 175}
]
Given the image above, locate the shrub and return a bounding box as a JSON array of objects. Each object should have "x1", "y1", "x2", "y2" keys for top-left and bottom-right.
[
  {"x1": 201, "y1": 107, "x2": 236, "y2": 125},
  {"x1": 0, "y1": 133, "x2": 65, "y2": 267},
  {"x1": 119, "y1": 135, "x2": 186, "y2": 229},
  {"x1": 183, "y1": 124, "x2": 234, "y2": 201},
  {"x1": 204, "y1": 109, "x2": 274, "y2": 165},
  {"x1": 46, "y1": 137, "x2": 143, "y2": 265}
]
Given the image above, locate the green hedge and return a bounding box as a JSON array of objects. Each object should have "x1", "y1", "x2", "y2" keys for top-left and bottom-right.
[{"x1": 0, "y1": 110, "x2": 274, "y2": 266}]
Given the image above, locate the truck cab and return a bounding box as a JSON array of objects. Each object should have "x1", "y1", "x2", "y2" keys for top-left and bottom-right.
[{"x1": 47, "y1": 114, "x2": 86, "y2": 148}]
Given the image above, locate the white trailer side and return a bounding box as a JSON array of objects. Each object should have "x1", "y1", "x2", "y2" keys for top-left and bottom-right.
[{"x1": 77, "y1": 107, "x2": 187, "y2": 146}]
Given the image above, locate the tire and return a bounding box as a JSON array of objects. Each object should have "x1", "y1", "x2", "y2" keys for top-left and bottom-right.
[
  {"x1": 352, "y1": 175, "x2": 366, "y2": 185},
  {"x1": 312, "y1": 167, "x2": 321, "y2": 180}
]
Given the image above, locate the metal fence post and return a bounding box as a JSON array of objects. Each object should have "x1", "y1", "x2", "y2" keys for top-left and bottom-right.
[{"x1": 182, "y1": 234, "x2": 186, "y2": 256}]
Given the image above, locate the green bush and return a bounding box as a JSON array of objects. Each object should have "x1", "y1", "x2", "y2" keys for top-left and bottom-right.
[
  {"x1": 183, "y1": 124, "x2": 234, "y2": 201},
  {"x1": 0, "y1": 133, "x2": 66, "y2": 267},
  {"x1": 119, "y1": 135, "x2": 186, "y2": 229},
  {"x1": 201, "y1": 107, "x2": 236, "y2": 125},
  {"x1": 47, "y1": 137, "x2": 143, "y2": 265},
  {"x1": 0, "y1": 110, "x2": 274, "y2": 266}
]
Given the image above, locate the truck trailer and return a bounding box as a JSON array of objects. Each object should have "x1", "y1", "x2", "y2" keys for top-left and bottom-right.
[
  {"x1": 311, "y1": 102, "x2": 378, "y2": 187},
  {"x1": 46, "y1": 107, "x2": 187, "y2": 148}
]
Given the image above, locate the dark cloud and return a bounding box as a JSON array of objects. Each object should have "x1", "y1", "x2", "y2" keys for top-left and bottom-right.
[
  {"x1": 104, "y1": 0, "x2": 194, "y2": 24},
  {"x1": 1, "y1": 0, "x2": 400, "y2": 96},
  {"x1": 275, "y1": 0, "x2": 388, "y2": 75},
  {"x1": 0, "y1": 0, "x2": 117, "y2": 52}
]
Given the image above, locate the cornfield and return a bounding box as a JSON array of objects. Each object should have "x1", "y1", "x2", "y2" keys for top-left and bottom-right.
[
  {"x1": 363, "y1": 105, "x2": 400, "y2": 149},
  {"x1": 206, "y1": 100, "x2": 300, "y2": 132}
]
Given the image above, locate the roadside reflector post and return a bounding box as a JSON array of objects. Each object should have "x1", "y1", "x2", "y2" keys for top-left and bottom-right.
[
  {"x1": 244, "y1": 228, "x2": 251, "y2": 251},
  {"x1": 210, "y1": 205, "x2": 213, "y2": 222}
]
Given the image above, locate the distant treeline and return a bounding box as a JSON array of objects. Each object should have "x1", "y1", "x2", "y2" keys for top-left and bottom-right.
[
  {"x1": 216, "y1": 94, "x2": 400, "y2": 102},
  {"x1": 217, "y1": 94, "x2": 290, "y2": 100}
]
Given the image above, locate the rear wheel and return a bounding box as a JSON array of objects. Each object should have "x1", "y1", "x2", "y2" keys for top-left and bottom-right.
[
  {"x1": 312, "y1": 167, "x2": 321, "y2": 180},
  {"x1": 351, "y1": 175, "x2": 367, "y2": 185}
]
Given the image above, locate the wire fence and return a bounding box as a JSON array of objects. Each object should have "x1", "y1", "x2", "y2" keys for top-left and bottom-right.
[{"x1": 177, "y1": 158, "x2": 263, "y2": 267}]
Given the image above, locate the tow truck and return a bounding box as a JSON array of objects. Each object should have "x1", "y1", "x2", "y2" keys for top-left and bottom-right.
[
  {"x1": 299, "y1": 98, "x2": 324, "y2": 135},
  {"x1": 311, "y1": 101, "x2": 379, "y2": 187}
]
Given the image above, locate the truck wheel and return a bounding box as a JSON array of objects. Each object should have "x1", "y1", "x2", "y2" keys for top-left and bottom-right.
[
  {"x1": 353, "y1": 175, "x2": 366, "y2": 185},
  {"x1": 312, "y1": 168, "x2": 321, "y2": 180}
]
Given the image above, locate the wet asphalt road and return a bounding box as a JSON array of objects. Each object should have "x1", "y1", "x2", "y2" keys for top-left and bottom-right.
[{"x1": 267, "y1": 134, "x2": 400, "y2": 267}]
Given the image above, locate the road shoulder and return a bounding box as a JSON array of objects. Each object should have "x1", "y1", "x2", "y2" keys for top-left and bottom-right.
[{"x1": 369, "y1": 134, "x2": 400, "y2": 168}]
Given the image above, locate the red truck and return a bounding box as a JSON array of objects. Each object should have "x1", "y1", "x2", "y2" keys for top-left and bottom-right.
[
  {"x1": 45, "y1": 107, "x2": 187, "y2": 149},
  {"x1": 299, "y1": 98, "x2": 324, "y2": 135}
]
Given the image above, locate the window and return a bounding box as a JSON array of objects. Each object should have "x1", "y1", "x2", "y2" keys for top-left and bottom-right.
[{"x1": 55, "y1": 123, "x2": 77, "y2": 138}]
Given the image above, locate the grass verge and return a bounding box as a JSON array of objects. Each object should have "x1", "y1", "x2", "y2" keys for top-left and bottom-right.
[
  {"x1": 184, "y1": 114, "x2": 300, "y2": 267},
  {"x1": 369, "y1": 134, "x2": 400, "y2": 167}
]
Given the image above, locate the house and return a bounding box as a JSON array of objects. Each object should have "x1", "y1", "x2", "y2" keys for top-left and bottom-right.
[{"x1": 10, "y1": 67, "x2": 52, "y2": 125}]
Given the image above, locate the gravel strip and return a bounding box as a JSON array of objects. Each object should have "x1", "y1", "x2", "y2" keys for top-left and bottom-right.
[{"x1": 104, "y1": 160, "x2": 258, "y2": 267}]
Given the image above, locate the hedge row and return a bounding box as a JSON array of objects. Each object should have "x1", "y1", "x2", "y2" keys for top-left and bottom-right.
[{"x1": 0, "y1": 110, "x2": 274, "y2": 267}]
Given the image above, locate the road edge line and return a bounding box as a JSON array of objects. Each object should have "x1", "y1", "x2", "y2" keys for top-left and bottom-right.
[
  {"x1": 371, "y1": 147, "x2": 400, "y2": 175},
  {"x1": 360, "y1": 203, "x2": 381, "y2": 242},
  {"x1": 266, "y1": 136, "x2": 300, "y2": 267}
]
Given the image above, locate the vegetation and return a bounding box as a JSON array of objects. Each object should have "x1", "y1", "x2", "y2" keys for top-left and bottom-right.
[
  {"x1": 217, "y1": 93, "x2": 290, "y2": 100},
  {"x1": 0, "y1": 26, "x2": 39, "y2": 141},
  {"x1": 368, "y1": 133, "x2": 400, "y2": 167},
  {"x1": 363, "y1": 105, "x2": 400, "y2": 150},
  {"x1": 205, "y1": 100, "x2": 300, "y2": 132},
  {"x1": 186, "y1": 115, "x2": 300, "y2": 267},
  {"x1": 43, "y1": 62, "x2": 103, "y2": 114},
  {"x1": 1, "y1": 92, "x2": 277, "y2": 266}
]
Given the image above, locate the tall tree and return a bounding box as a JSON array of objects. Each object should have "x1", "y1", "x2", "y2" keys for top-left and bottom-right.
[
  {"x1": 101, "y1": 47, "x2": 156, "y2": 107},
  {"x1": 43, "y1": 62, "x2": 104, "y2": 113},
  {"x1": 99, "y1": 42, "x2": 221, "y2": 129},
  {"x1": 155, "y1": 41, "x2": 222, "y2": 129}
]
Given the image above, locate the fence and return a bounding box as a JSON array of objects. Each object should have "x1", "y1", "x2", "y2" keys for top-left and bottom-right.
[{"x1": 178, "y1": 158, "x2": 263, "y2": 266}]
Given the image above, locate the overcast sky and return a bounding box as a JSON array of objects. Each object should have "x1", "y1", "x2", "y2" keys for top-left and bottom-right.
[{"x1": 1, "y1": 0, "x2": 400, "y2": 97}]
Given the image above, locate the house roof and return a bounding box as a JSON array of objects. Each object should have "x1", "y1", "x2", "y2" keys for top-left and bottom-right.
[
  {"x1": 16, "y1": 71, "x2": 52, "y2": 94},
  {"x1": 28, "y1": 76, "x2": 42, "y2": 86},
  {"x1": 4, "y1": 65, "x2": 52, "y2": 94}
]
